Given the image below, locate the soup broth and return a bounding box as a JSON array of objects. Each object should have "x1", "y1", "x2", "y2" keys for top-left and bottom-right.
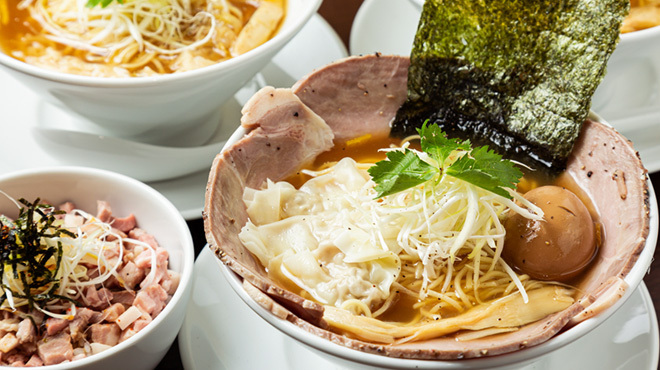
[
  {"x1": 0, "y1": 0, "x2": 285, "y2": 76},
  {"x1": 622, "y1": 0, "x2": 660, "y2": 32}
]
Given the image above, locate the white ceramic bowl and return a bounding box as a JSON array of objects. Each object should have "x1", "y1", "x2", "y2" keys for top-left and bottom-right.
[
  {"x1": 591, "y1": 24, "x2": 660, "y2": 129},
  {"x1": 0, "y1": 167, "x2": 195, "y2": 370},
  {"x1": 213, "y1": 118, "x2": 658, "y2": 369},
  {"x1": 0, "y1": 0, "x2": 322, "y2": 144}
]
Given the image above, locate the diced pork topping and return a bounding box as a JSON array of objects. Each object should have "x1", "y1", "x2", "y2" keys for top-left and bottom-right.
[
  {"x1": 16, "y1": 320, "x2": 36, "y2": 344},
  {"x1": 37, "y1": 333, "x2": 73, "y2": 365},
  {"x1": 0, "y1": 201, "x2": 179, "y2": 366},
  {"x1": 90, "y1": 324, "x2": 121, "y2": 346}
]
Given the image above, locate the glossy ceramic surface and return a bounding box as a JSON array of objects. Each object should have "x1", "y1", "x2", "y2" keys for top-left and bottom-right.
[
  {"x1": 0, "y1": 13, "x2": 348, "y2": 220},
  {"x1": 0, "y1": 167, "x2": 195, "y2": 370},
  {"x1": 0, "y1": 0, "x2": 322, "y2": 143},
  {"x1": 180, "y1": 247, "x2": 659, "y2": 370}
]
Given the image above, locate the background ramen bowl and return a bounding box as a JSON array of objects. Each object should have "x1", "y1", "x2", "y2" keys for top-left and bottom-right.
[
  {"x1": 0, "y1": 166, "x2": 195, "y2": 370},
  {"x1": 590, "y1": 24, "x2": 660, "y2": 129},
  {"x1": 0, "y1": 0, "x2": 322, "y2": 145},
  {"x1": 209, "y1": 112, "x2": 658, "y2": 369}
]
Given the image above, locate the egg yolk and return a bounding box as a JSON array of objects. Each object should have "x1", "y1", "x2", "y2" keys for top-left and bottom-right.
[{"x1": 502, "y1": 185, "x2": 597, "y2": 282}]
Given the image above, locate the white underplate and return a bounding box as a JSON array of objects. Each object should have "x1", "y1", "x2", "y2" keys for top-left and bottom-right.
[
  {"x1": 179, "y1": 247, "x2": 659, "y2": 370},
  {"x1": 0, "y1": 14, "x2": 348, "y2": 220},
  {"x1": 349, "y1": 0, "x2": 660, "y2": 173}
]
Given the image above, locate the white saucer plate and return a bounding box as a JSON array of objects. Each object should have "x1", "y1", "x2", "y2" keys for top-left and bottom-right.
[
  {"x1": 179, "y1": 247, "x2": 659, "y2": 370},
  {"x1": 0, "y1": 14, "x2": 348, "y2": 220},
  {"x1": 349, "y1": 0, "x2": 660, "y2": 173}
]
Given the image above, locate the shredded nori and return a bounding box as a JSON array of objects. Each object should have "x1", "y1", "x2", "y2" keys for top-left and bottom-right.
[
  {"x1": 392, "y1": 0, "x2": 629, "y2": 171},
  {"x1": 0, "y1": 199, "x2": 77, "y2": 309}
]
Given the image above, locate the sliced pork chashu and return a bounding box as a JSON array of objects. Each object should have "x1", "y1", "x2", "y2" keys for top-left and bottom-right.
[{"x1": 203, "y1": 54, "x2": 651, "y2": 359}]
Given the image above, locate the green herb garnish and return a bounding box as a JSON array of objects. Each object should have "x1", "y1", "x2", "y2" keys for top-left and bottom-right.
[
  {"x1": 0, "y1": 199, "x2": 76, "y2": 309},
  {"x1": 86, "y1": 0, "x2": 122, "y2": 8},
  {"x1": 368, "y1": 123, "x2": 522, "y2": 199}
]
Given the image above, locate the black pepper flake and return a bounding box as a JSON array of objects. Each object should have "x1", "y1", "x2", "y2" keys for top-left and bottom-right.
[
  {"x1": 293, "y1": 112, "x2": 299, "y2": 117},
  {"x1": 266, "y1": 143, "x2": 271, "y2": 147},
  {"x1": 587, "y1": 171, "x2": 593, "y2": 178},
  {"x1": 384, "y1": 83, "x2": 388, "y2": 88},
  {"x1": 276, "y1": 147, "x2": 281, "y2": 150}
]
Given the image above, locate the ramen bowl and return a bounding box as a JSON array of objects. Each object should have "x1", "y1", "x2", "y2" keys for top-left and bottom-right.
[
  {"x1": 0, "y1": 166, "x2": 195, "y2": 369},
  {"x1": 590, "y1": 24, "x2": 660, "y2": 129},
  {"x1": 211, "y1": 123, "x2": 657, "y2": 370},
  {"x1": 204, "y1": 55, "x2": 658, "y2": 369},
  {"x1": 0, "y1": 0, "x2": 322, "y2": 145}
]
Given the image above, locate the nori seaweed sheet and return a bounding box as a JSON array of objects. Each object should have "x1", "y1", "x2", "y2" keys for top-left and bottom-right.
[{"x1": 392, "y1": 0, "x2": 629, "y2": 171}]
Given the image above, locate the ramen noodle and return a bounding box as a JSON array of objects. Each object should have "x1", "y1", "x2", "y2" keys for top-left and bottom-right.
[
  {"x1": 0, "y1": 0, "x2": 285, "y2": 77},
  {"x1": 238, "y1": 134, "x2": 584, "y2": 344},
  {"x1": 621, "y1": 0, "x2": 660, "y2": 32}
]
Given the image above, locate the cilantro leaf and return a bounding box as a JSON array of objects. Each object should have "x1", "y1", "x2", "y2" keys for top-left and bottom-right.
[
  {"x1": 368, "y1": 149, "x2": 437, "y2": 198},
  {"x1": 369, "y1": 124, "x2": 522, "y2": 199},
  {"x1": 86, "y1": 0, "x2": 122, "y2": 8},
  {"x1": 418, "y1": 122, "x2": 471, "y2": 166},
  {"x1": 446, "y1": 146, "x2": 522, "y2": 198}
]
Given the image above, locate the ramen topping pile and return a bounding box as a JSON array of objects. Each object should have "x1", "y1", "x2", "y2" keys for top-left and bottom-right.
[
  {"x1": 0, "y1": 198, "x2": 178, "y2": 366},
  {"x1": 239, "y1": 124, "x2": 596, "y2": 344}
]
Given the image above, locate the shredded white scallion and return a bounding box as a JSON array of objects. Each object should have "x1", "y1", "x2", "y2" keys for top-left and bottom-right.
[
  {"x1": 0, "y1": 201, "x2": 156, "y2": 319},
  {"x1": 20, "y1": 0, "x2": 218, "y2": 57}
]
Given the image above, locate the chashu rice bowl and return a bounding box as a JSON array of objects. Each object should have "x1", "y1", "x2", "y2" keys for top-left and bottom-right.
[{"x1": 203, "y1": 54, "x2": 655, "y2": 362}]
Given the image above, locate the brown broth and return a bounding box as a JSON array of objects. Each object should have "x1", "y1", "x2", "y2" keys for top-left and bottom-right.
[
  {"x1": 0, "y1": 0, "x2": 285, "y2": 74},
  {"x1": 285, "y1": 134, "x2": 416, "y2": 188}
]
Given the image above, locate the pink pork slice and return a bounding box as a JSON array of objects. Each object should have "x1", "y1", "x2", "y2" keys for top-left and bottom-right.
[{"x1": 203, "y1": 54, "x2": 650, "y2": 359}]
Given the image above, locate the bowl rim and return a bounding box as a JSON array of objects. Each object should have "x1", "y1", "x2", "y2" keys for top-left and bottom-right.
[
  {"x1": 620, "y1": 23, "x2": 660, "y2": 44},
  {"x1": 214, "y1": 116, "x2": 659, "y2": 368},
  {"x1": 0, "y1": 0, "x2": 322, "y2": 88},
  {"x1": 0, "y1": 166, "x2": 196, "y2": 369}
]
